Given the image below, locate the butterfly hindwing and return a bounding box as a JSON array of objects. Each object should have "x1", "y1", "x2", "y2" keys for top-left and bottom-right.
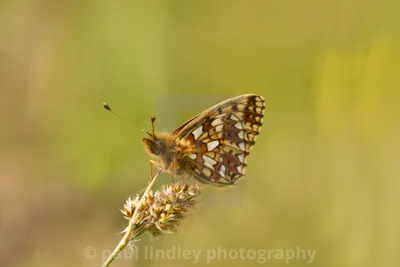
[{"x1": 176, "y1": 94, "x2": 265, "y2": 185}]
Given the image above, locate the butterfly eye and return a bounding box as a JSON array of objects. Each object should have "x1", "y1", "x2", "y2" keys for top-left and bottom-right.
[{"x1": 155, "y1": 139, "x2": 166, "y2": 149}]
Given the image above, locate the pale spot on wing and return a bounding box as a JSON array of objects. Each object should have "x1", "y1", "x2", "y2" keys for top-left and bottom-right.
[
  {"x1": 234, "y1": 122, "x2": 243, "y2": 129},
  {"x1": 219, "y1": 165, "x2": 226, "y2": 177},
  {"x1": 215, "y1": 124, "x2": 223, "y2": 132},
  {"x1": 204, "y1": 162, "x2": 214, "y2": 171},
  {"x1": 238, "y1": 154, "x2": 244, "y2": 163},
  {"x1": 237, "y1": 165, "x2": 243, "y2": 174},
  {"x1": 193, "y1": 126, "x2": 203, "y2": 140},
  {"x1": 230, "y1": 115, "x2": 240, "y2": 121},
  {"x1": 238, "y1": 131, "x2": 244, "y2": 139},
  {"x1": 207, "y1": 140, "x2": 219, "y2": 151},
  {"x1": 211, "y1": 118, "x2": 223, "y2": 126},
  {"x1": 215, "y1": 113, "x2": 227, "y2": 119},
  {"x1": 203, "y1": 155, "x2": 217, "y2": 170},
  {"x1": 189, "y1": 153, "x2": 197, "y2": 160},
  {"x1": 238, "y1": 142, "x2": 245, "y2": 151}
]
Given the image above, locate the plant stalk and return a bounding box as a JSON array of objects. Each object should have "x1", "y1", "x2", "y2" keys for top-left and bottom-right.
[{"x1": 101, "y1": 166, "x2": 164, "y2": 267}]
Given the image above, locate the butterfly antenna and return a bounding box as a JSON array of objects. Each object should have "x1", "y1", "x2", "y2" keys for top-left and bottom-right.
[
  {"x1": 103, "y1": 103, "x2": 152, "y2": 136},
  {"x1": 151, "y1": 116, "x2": 156, "y2": 137}
]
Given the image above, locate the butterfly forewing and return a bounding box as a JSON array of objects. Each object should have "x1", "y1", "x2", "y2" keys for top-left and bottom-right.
[{"x1": 176, "y1": 94, "x2": 265, "y2": 186}]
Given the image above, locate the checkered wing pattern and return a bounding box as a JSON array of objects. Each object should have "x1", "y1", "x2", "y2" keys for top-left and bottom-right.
[{"x1": 175, "y1": 94, "x2": 265, "y2": 186}]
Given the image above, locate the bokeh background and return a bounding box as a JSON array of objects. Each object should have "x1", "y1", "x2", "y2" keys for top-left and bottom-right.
[{"x1": 1, "y1": 1, "x2": 399, "y2": 266}]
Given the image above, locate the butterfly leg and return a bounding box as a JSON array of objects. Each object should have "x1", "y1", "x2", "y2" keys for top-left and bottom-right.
[
  {"x1": 170, "y1": 165, "x2": 175, "y2": 183},
  {"x1": 181, "y1": 173, "x2": 190, "y2": 185},
  {"x1": 149, "y1": 160, "x2": 163, "y2": 182}
]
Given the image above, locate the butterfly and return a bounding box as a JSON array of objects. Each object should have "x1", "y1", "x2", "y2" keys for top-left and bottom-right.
[{"x1": 142, "y1": 94, "x2": 265, "y2": 186}]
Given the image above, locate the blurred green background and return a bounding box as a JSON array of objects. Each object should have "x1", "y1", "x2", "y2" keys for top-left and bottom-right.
[{"x1": 1, "y1": 0, "x2": 399, "y2": 266}]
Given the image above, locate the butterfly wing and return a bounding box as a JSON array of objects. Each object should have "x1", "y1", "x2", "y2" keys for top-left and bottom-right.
[
  {"x1": 175, "y1": 94, "x2": 265, "y2": 186},
  {"x1": 172, "y1": 114, "x2": 200, "y2": 136}
]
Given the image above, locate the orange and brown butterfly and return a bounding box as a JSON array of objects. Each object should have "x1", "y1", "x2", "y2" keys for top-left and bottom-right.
[{"x1": 104, "y1": 94, "x2": 265, "y2": 186}]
